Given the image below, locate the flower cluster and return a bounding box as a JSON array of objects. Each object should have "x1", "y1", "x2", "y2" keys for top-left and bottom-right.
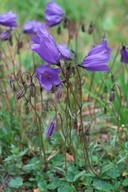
[{"x1": 3, "y1": 0, "x2": 128, "y2": 140}]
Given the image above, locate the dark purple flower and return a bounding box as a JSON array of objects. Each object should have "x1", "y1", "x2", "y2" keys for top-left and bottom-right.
[
  {"x1": 120, "y1": 45, "x2": 128, "y2": 64},
  {"x1": 31, "y1": 25, "x2": 71, "y2": 64},
  {"x1": 0, "y1": 29, "x2": 12, "y2": 40},
  {"x1": 36, "y1": 65, "x2": 61, "y2": 91},
  {"x1": 0, "y1": 11, "x2": 18, "y2": 28},
  {"x1": 58, "y1": 44, "x2": 71, "y2": 60},
  {"x1": 45, "y1": 1, "x2": 65, "y2": 27},
  {"x1": 46, "y1": 117, "x2": 57, "y2": 138},
  {"x1": 80, "y1": 38, "x2": 112, "y2": 72},
  {"x1": 23, "y1": 20, "x2": 43, "y2": 34}
]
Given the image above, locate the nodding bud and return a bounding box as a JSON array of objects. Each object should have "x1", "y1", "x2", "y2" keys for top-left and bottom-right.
[
  {"x1": 63, "y1": 17, "x2": 70, "y2": 28},
  {"x1": 57, "y1": 26, "x2": 61, "y2": 35},
  {"x1": 0, "y1": 29, "x2": 12, "y2": 41},
  {"x1": 55, "y1": 85, "x2": 62, "y2": 100},
  {"x1": 16, "y1": 88, "x2": 25, "y2": 100},
  {"x1": 74, "y1": 118, "x2": 78, "y2": 130},
  {"x1": 88, "y1": 22, "x2": 94, "y2": 35},
  {"x1": 46, "y1": 117, "x2": 57, "y2": 138},
  {"x1": 85, "y1": 124, "x2": 91, "y2": 136},
  {"x1": 81, "y1": 23, "x2": 85, "y2": 32},
  {"x1": 40, "y1": 86, "x2": 43, "y2": 93},
  {"x1": 10, "y1": 78, "x2": 16, "y2": 92},
  {"x1": 104, "y1": 86, "x2": 107, "y2": 93},
  {"x1": 111, "y1": 74, "x2": 115, "y2": 83},
  {"x1": 29, "y1": 82, "x2": 36, "y2": 97},
  {"x1": 17, "y1": 41, "x2": 23, "y2": 54},
  {"x1": 104, "y1": 107, "x2": 107, "y2": 114},
  {"x1": 109, "y1": 87, "x2": 115, "y2": 102}
]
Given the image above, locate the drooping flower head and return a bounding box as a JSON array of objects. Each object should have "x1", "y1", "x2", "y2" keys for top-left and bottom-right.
[
  {"x1": 120, "y1": 45, "x2": 128, "y2": 64},
  {"x1": 0, "y1": 29, "x2": 12, "y2": 40},
  {"x1": 31, "y1": 25, "x2": 60, "y2": 64},
  {"x1": 31, "y1": 25, "x2": 71, "y2": 64},
  {"x1": 80, "y1": 38, "x2": 112, "y2": 72},
  {"x1": 46, "y1": 117, "x2": 57, "y2": 138},
  {"x1": 0, "y1": 11, "x2": 18, "y2": 28},
  {"x1": 45, "y1": 1, "x2": 65, "y2": 27},
  {"x1": 23, "y1": 20, "x2": 43, "y2": 34},
  {"x1": 36, "y1": 65, "x2": 61, "y2": 91}
]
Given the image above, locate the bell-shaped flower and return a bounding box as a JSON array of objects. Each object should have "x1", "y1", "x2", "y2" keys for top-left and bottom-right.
[
  {"x1": 45, "y1": 1, "x2": 65, "y2": 27},
  {"x1": 36, "y1": 65, "x2": 61, "y2": 91},
  {"x1": 31, "y1": 25, "x2": 71, "y2": 64},
  {"x1": 120, "y1": 45, "x2": 128, "y2": 64},
  {"x1": 0, "y1": 11, "x2": 18, "y2": 28},
  {"x1": 80, "y1": 38, "x2": 112, "y2": 72},
  {"x1": 23, "y1": 20, "x2": 43, "y2": 34}
]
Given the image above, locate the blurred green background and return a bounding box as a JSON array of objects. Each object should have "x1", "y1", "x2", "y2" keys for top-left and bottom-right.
[{"x1": 0, "y1": 0, "x2": 128, "y2": 45}]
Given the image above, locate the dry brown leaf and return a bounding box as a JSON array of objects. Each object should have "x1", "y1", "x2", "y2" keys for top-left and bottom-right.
[{"x1": 34, "y1": 189, "x2": 41, "y2": 192}]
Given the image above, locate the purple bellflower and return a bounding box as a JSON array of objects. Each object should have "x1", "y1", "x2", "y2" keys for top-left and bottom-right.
[
  {"x1": 0, "y1": 11, "x2": 18, "y2": 28},
  {"x1": 80, "y1": 38, "x2": 112, "y2": 72},
  {"x1": 0, "y1": 29, "x2": 12, "y2": 40},
  {"x1": 120, "y1": 45, "x2": 128, "y2": 64},
  {"x1": 31, "y1": 25, "x2": 71, "y2": 64},
  {"x1": 58, "y1": 44, "x2": 71, "y2": 60},
  {"x1": 31, "y1": 25, "x2": 60, "y2": 64},
  {"x1": 36, "y1": 65, "x2": 61, "y2": 91},
  {"x1": 46, "y1": 117, "x2": 57, "y2": 138},
  {"x1": 45, "y1": 1, "x2": 65, "y2": 27},
  {"x1": 23, "y1": 20, "x2": 43, "y2": 34}
]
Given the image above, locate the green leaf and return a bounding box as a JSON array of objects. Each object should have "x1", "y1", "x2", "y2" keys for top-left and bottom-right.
[
  {"x1": 122, "y1": 179, "x2": 128, "y2": 187},
  {"x1": 58, "y1": 185, "x2": 76, "y2": 192},
  {"x1": 107, "y1": 167, "x2": 120, "y2": 179},
  {"x1": 9, "y1": 177, "x2": 23, "y2": 189},
  {"x1": 93, "y1": 179, "x2": 112, "y2": 191},
  {"x1": 38, "y1": 180, "x2": 47, "y2": 191}
]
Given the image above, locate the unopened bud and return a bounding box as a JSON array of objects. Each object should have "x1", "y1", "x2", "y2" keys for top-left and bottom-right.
[
  {"x1": 81, "y1": 23, "x2": 85, "y2": 32},
  {"x1": 29, "y1": 82, "x2": 36, "y2": 97},
  {"x1": 17, "y1": 41, "x2": 23, "y2": 54},
  {"x1": 10, "y1": 78, "x2": 16, "y2": 92},
  {"x1": 63, "y1": 17, "x2": 70, "y2": 28},
  {"x1": 111, "y1": 74, "x2": 115, "y2": 82},
  {"x1": 55, "y1": 85, "x2": 62, "y2": 100},
  {"x1": 104, "y1": 107, "x2": 107, "y2": 114},
  {"x1": 85, "y1": 124, "x2": 91, "y2": 136},
  {"x1": 57, "y1": 26, "x2": 61, "y2": 35},
  {"x1": 16, "y1": 88, "x2": 25, "y2": 100},
  {"x1": 109, "y1": 87, "x2": 115, "y2": 102},
  {"x1": 88, "y1": 22, "x2": 94, "y2": 35},
  {"x1": 74, "y1": 118, "x2": 77, "y2": 130},
  {"x1": 104, "y1": 86, "x2": 107, "y2": 93}
]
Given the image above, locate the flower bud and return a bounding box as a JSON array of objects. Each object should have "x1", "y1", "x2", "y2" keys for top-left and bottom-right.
[
  {"x1": 55, "y1": 85, "x2": 62, "y2": 100},
  {"x1": 10, "y1": 78, "x2": 16, "y2": 92},
  {"x1": 29, "y1": 82, "x2": 36, "y2": 97},
  {"x1": 88, "y1": 22, "x2": 94, "y2": 35},
  {"x1": 57, "y1": 26, "x2": 61, "y2": 35},
  {"x1": 16, "y1": 88, "x2": 25, "y2": 100},
  {"x1": 85, "y1": 124, "x2": 91, "y2": 136},
  {"x1": 81, "y1": 23, "x2": 85, "y2": 32},
  {"x1": 109, "y1": 87, "x2": 115, "y2": 102},
  {"x1": 63, "y1": 17, "x2": 70, "y2": 28},
  {"x1": 46, "y1": 117, "x2": 57, "y2": 138}
]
